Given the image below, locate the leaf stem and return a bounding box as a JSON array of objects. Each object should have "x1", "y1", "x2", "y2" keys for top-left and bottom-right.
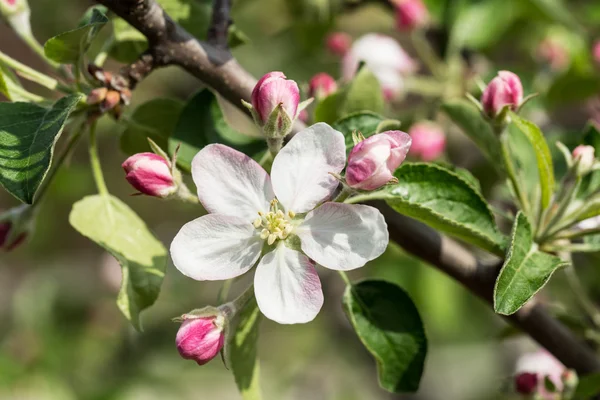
[
  {"x1": 538, "y1": 176, "x2": 580, "y2": 243},
  {"x1": 338, "y1": 271, "x2": 352, "y2": 286},
  {"x1": 88, "y1": 121, "x2": 109, "y2": 196},
  {"x1": 500, "y1": 132, "x2": 532, "y2": 220},
  {"x1": 257, "y1": 150, "x2": 272, "y2": 167},
  {"x1": 0, "y1": 50, "x2": 69, "y2": 92},
  {"x1": 217, "y1": 279, "x2": 233, "y2": 304},
  {"x1": 19, "y1": 33, "x2": 60, "y2": 70}
]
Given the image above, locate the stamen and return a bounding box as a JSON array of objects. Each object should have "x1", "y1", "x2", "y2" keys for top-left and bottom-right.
[
  {"x1": 287, "y1": 210, "x2": 295, "y2": 219},
  {"x1": 253, "y1": 218, "x2": 262, "y2": 228},
  {"x1": 260, "y1": 229, "x2": 269, "y2": 239},
  {"x1": 254, "y1": 199, "x2": 296, "y2": 245},
  {"x1": 267, "y1": 233, "x2": 277, "y2": 245}
]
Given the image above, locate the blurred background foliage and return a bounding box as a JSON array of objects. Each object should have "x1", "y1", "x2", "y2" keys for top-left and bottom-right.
[{"x1": 2, "y1": 0, "x2": 600, "y2": 399}]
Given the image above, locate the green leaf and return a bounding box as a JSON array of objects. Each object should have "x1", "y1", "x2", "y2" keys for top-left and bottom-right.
[
  {"x1": 44, "y1": 8, "x2": 108, "y2": 64},
  {"x1": 120, "y1": 98, "x2": 185, "y2": 156},
  {"x1": 332, "y1": 112, "x2": 400, "y2": 152},
  {"x1": 0, "y1": 94, "x2": 83, "y2": 204},
  {"x1": 341, "y1": 66, "x2": 384, "y2": 116},
  {"x1": 574, "y1": 372, "x2": 600, "y2": 399},
  {"x1": 228, "y1": 297, "x2": 262, "y2": 400},
  {"x1": 441, "y1": 99, "x2": 504, "y2": 174},
  {"x1": 69, "y1": 194, "x2": 167, "y2": 330},
  {"x1": 357, "y1": 163, "x2": 506, "y2": 255},
  {"x1": 109, "y1": 18, "x2": 148, "y2": 64},
  {"x1": 546, "y1": 73, "x2": 600, "y2": 108},
  {"x1": 343, "y1": 280, "x2": 427, "y2": 393},
  {"x1": 313, "y1": 92, "x2": 342, "y2": 124},
  {"x1": 169, "y1": 90, "x2": 263, "y2": 172},
  {"x1": 494, "y1": 212, "x2": 568, "y2": 315},
  {"x1": 509, "y1": 112, "x2": 555, "y2": 210}
]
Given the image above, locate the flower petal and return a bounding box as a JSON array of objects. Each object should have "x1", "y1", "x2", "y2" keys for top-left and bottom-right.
[
  {"x1": 271, "y1": 123, "x2": 346, "y2": 213},
  {"x1": 170, "y1": 214, "x2": 262, "y2": 281},
  {"x1": 192, "y1": 144, "x2": 275, "y2": 221},
  {"x1": 254, "y1": 245, "x2": 323, "y2": 324},
  {"x1": 297, "y1": 203, "x2": 388, "y2": 270}
]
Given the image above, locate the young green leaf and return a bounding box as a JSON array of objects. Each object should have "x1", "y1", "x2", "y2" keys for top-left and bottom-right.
[
  {"x1": 0, "y1": 94, "x2": 83, "y2": 204},
  {"x1": 343, "y1": 280, "x2": 427, "y2": 393},
  {"x1": 69, "y1": 194, "x2": 167, "y2": 331},
  {"x1": 509, "y1": 112, "x2": 555, "y2": 210},
  {"x1": 228, "y1": 297, "x2": 262, "y2": 400},
  {"x1": 341, "y1": 66, "x2": 385, "y2": 116},
  {"x1": 574, "y1": 372, "x2": 600, "y2": 399},
  {"x1": 441, "y1": 99, "x2": 504, "y2": 174},
  {"x1": 313, "y1": 91, "x2": 342, "y2": 124},
  {"x1": 332, "y1": 112, "x2": 400, "y2": 152},
  {"x1": 120, "y1": 98, "x2": 185, "y2": 156},
  {"x1": 44, "y1": 8, "x2": 108, "y2": 64},
  {"x1": 494, "y1": 212, "x2": 568, "y2": 315},
  {"x1": 351, "y1": 163, "x2": 506, "y2": 255}
]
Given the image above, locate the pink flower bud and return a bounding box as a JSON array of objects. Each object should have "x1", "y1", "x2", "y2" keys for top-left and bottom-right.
[
  {"x1": 87, "y1": 87, "x2": 108, "y2": 105},
  {"x1": 593, "y1": 41, "x2": 600, "y2": 66},
  {"x1": 176, "y1": 316, "x2": 225, "y2": 365},
  {"x1": 251, "y1": 72, "x2": 300, "y2": 126},
  {"x1": 395, "y1": 0, "x2": 429, "y2": 31},
  {"x1": 342, "y1": 34, "x2": 417, "y2": 100},
  {"x1": 537, "y1": 38, "x2": 569, "y2": 71},
  {"x1": 572, "y1": 144, "x2": 595, "y2": 175},
  {"x1": 346, "y1": 131, "x2": 411, "y2": 190},
  {"x1": 514, "y1": 372, "x2": 539, "y2": 395},
  {"x1": 308, "y1": 73, "x2": 337, "y2": 99},
  {"x1": 298, "y1": 109, "x2": 309, "y2": 123},
  {"x1": 408, "y1": 122, "x2": 446, "y2": 161},
  {"x1": 481, "y1": 71, "x2": 523, "y2": 118},
  {"x1": 326, "y1": 32, "x2": 352, "y2": 57},
  {"x1": 0, "y1": 221, "x2": 26, "y2": 251},
  {"x1": 100, "y1": 90, "x2": 121, "y2": 112},
  {"x1": 122, "y1": 153, "x2": 177, "y2": 198}
]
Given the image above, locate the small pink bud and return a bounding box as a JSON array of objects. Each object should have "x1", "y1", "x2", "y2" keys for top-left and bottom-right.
[
  {"x1": 481, "y1": 71, "x2": 523, "y2": 118},
  {"x1": 593, "y1": 41, "x2": 600, "y2": 66},
  {"x1": 0, "y1": 222, "x2": 26, "y2": 251},
  {"x1": 100, "y1": 90, "x2": 121, "y2": 112},
  {"x1": 251, "y1": 72, "x2": 300, "y2": 126},
  {"x1": 308, "y1": 73, "x2": 337, "y2": 99},
  {"x1": 537, "y1": 38, "x2": 569, "y2": 71},
  {"x1": 176, "y1": 316, "x2": 225, "y2": 366},
  {"x1": 346, "y1": 131, "x2": 411, "y2": 190},
  {"x1": 326, "y1": 32, "x2": 352, "y2": 57},
  {"x1": 122, "y1": 153, "x2": 177, "y2": 198},
  {"x1": 514, "y1": 372, "x2": 539, "y2": 395},
  {"x1": 395, "y1": 0, "x2": 429, "y2": 31},
  {"x1": 408, "y1": 122, "x2": 446, "y2": 161},
  {"x1": 572, "y1": 145, "x2": 595, "y2": 175},
  {"x1": 298, "y1": 109, "x2": 309, "y2": 123},
  {"x1": 87, "y1": 87, "x2": 108, "y2": 105}
]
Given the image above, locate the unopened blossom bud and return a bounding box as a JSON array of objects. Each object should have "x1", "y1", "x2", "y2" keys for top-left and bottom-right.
[
  {"x1": 87, "y1": 87, "x2": 108, "y2": 105},
  {"x1": 308, "y1": 73, "x2": 337, "y2": 99},
  {"x1": 593, "y1": 41, "x2": 600, "y2": 66},
  {"x1": 0, "y1": 0, "x2": 32, "y2": 38},
  {"x1": 395, "y1": 0, "x2": 429, "y2": 31},
  {"x1": 250, "y1": 72, "x2": 300, "y2": 138},
  {"x1": 122, "y1": 153, "x2": 177, "y2": 198},
  {"x1": 537, "y1": 38, "x2": 569, "y2": 71},
  {"x1": 481, "y1": 70, "x2": 523, "y2": 119},
  {"x1": 572, "y1": 145, "x2": 595, "y2": 176},
  {"x1": 409, "y1": 121, "x2": 446, "y2": 161},
  {"x1": 176, "y1": 314, "x2": 225, "y2": 365},
  {"x1": 326, "y1": 32, "x2": 352, "y2": 57},
  {"x1": 514, "y1": 372, "x2": 538, "y2": 395},
  {"x1": 346, "y1": 131, "x2": 411, "y2": 190},
  {"x1": 0, "y1": 204, "x2": 35, "y2": 251},
  {"x1": 100, "y1": 90, "x2": 121, "y2": 112}
]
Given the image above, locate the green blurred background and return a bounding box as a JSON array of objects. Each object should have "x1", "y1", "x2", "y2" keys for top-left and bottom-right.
[{"x1": 2, "y1": 0, "x2": 600, "y2": 398}]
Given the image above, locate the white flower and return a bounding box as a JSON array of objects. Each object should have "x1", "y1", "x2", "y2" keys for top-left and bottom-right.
[{"x1": 170, "y1": 123, "x2": 389, "y2": 324}]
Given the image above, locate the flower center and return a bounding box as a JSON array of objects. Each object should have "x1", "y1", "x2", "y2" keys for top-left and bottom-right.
[{"x1": 253, "y1": 199, "x2": 295, "y2": 245}]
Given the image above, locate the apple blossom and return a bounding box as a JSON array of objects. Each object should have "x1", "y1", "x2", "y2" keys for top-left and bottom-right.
[
  {"x1": 481, "y1": 71, "x2": 523, "y2": 118},
  {"x1": 176, "y1": 314, "x2": 225, "y2": 365},
  {"x1": 122, "y1": 153, "x2": 178, "y2": 198},
  {"x1": 408, "y1": 121, "x2": 446, "y2": 161},
  {"x1": 308, "y1": 73, "x2": 337, "y2": 99},
  {"x1": 346, "y1": 131, "x2": 411, "y2": 190},
  {"x1": 515, "y1": 350, "x2": 565, "y2": 399},
  {"x1": 326, "y1": 32, "x2": 352, "y2": 57},
  {"x1": 395, "y1": 0, "x2": 429, "y2": 31},
  {"x1": 170, "y1": 123, "x2": 389, "y2": 324},
  {"x1": 342, "y1": 33, "x2": 417, "y2": 100}
]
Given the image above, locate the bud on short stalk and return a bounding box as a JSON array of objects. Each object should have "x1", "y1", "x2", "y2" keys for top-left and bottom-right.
[
  {"x1": 346, "y1": 131, "x2": 411, "y2": 190},
  {"x1": 0, "y1": 204, "x2": 35, "y2": 251},
  {"x1": 572, "y1": 145, "x2": 595, "y2": 177},
  {"x1": 123, "y1": 152, "x2": 180, "y2": 198},
  {"x1": 481, "y1": 70, "x2": 523, "y2": 125},
  {"x1": 308, "y1": 73, "x2": 337, "y2": 100},
  {"x1": 408, "y1": 121, "x2": 446, "y2": 161},
  {"x1": 176, "y1": 308, "x2": 226, "y2": 366},
  {"x1": 395, "y1": 0, "x2": 429, "y2": 31}
]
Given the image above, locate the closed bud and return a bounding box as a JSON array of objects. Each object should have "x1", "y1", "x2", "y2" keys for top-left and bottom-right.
[
  {"x1": 395, "y1": 0, "x2": 429, "y2": 31},
  {"x1": 572, "y1": 145, "x2": 595, "y2": 176},
  {"x1": 176, "y1": 313, "x2": 225, "y2": 366},
  {"x1": 514, "y1": 372, "x2": 538, "y2": 395},
  {"x1": 308, "y1": 73, "x2": 337, "y2": 99},
  {"x1": 100, "y1": 90, "x2": 121, "y2": 112},
  {"x1": 346, "y1": 131, "x2": 411, "y2": 190},
  {"x1": 1, "y1": 0, "x2": 32, "y2": 39},
  {"x1": 326, "y1": 32, "x2": 352, "y2": 57},
  {"x1": 408, "y1": 121, "x2": 446, "y2": 161},
  {"x1": 250, "y1": 72, "x2": 300, "y2": 138},
  {"x1": 87, "y1": 87, "x2": 108, "y2": 105},
  {"x1": 594, "y1": 41, "x2": 600, "y2": 66},
  {"x1": 122, "y1": 153, "x2": 177, "y2": 198},
  {"x1": 0, "y1": 204, "x2": 35, "y2": 251},
  {"x1": 481, "y1": 70, "x2": 523, "y2": 119}
]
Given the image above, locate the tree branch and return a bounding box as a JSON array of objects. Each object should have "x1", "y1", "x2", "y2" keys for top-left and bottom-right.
[
  {"x1": 97, "y1": 0, "x2": 600, "y2": 375},
  {"x1": 207, "y1": 0, "x2": 232, "y2": 50}
]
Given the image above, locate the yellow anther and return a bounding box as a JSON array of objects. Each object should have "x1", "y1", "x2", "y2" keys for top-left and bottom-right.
[
  {"x1": 260, "y1": 229, "x2": 269, "y2": 239},
  {"x1": 276, "y1": 210, "x2": 285, "y2": 218},
  {"x1": 267, "y1": 233, "x2": 277, "y2": 245},
  {"x1": 287, "y1": 210, "x2": 295, "y2": 219},
  {"x1": 253, "y1": 218, "x2": 262, "y2": 228},
  {"x1": 258, "y1": 211, "x2": 264, "y2": 216}
]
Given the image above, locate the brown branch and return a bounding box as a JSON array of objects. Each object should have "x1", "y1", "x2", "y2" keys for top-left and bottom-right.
[
  {"x1": 119, "y1": 50, "x2": 156, "y2": 89},
  {"x1": 207, "y1": 0, "x2": 232, "y2": 50},
  {"x1": 97, "y1": 0, "x2": 600, "y2": 376}
]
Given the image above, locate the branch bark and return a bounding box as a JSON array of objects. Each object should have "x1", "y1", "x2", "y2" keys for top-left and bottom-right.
[{"x1": 97, "y1": 0, "x2": 600, "y2": 375}]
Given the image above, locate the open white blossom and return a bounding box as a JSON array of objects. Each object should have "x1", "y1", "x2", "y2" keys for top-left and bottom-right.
[{"x1": 170, "y1": 123, "x2": 389, "y2": 324}]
